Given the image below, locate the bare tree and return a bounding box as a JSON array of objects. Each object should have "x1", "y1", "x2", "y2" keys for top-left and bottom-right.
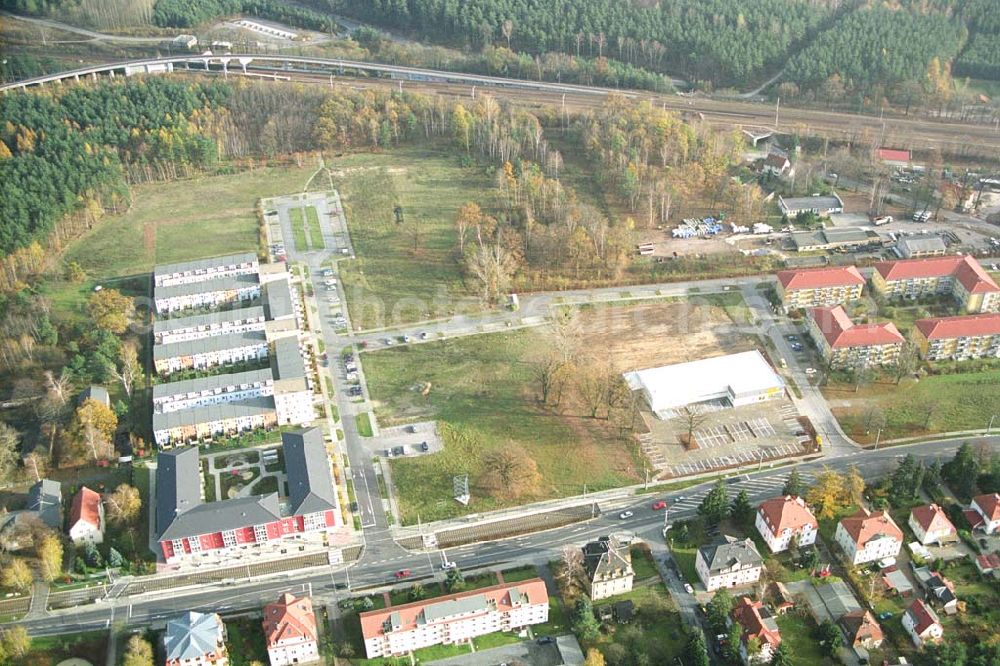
[
  {"x1": 478, "y1": 444, "x2": 540, "y2": 500},
  {"x1": 501, "y1": 19, "x2": 513, "y2": 49},
  {"x1": 113, "y1": 341, "x2": 141, "y2": 399},
  {"x1": 533, "y1": 352, "x2": 569, "y2": 406},
  {"x1": 678, "y1": 407, "x2": 709, "y2": 449},
  {"x1": 558, "y1": 544, "x2": 586, "y2": 598}
]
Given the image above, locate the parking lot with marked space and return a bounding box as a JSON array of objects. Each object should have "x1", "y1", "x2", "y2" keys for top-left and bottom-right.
[{"x1": 640, "y1": 394, "x2": 812, "y2": 480}]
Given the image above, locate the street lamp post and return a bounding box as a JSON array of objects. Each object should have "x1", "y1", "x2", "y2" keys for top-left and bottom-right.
[
  {"x1": 988, "y1": 414, "x2": 997, "y2": 435},
  {"x1": 873, "y1": 428, "x2": 883, "y2": 451}
]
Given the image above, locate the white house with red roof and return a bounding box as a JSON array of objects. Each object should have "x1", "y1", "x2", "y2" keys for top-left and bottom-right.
[
  {"x1": 969, "y1": 493, "x2": 1000, "y2": 534},
  {"x1": 908, "y1": 504, "x2": 957, "y2": 546},
  {"x1": 975, "y1": 553, "x2": 1000, "y2": 577},
  {"x1": 263, "y1": 593, "x2": 319, "y2": 666},
  {"x1": 775, "y1": 266, "x2": 866, "y2": 310},
  {"x1": 835, "y1": 508, "x2": 903, "y2": 566},
  {"x1": 755, "y1": 496, "x2": 818, "y2": 553},
  {"x1": 872, "y1": 255, "x2": 1000, "y2": 314},
  {"x1": 901, "y1": 599, "x2": 943, "y2": 648},
  {"x1": 807, "y1": 306, "x2": 905, "y2": 369},
  {"x1": 68, "y1": 486, "x2": 104, "y2": 546},
  {"x1": 731, "y1": 596, "x2": 782, "y2": 664},
  {"x1": 359, "y1": 580, "x2": 549, "y2": 659},
  {"x1": 913, "y1": 313, "x2": 1000, "y2": 361}
]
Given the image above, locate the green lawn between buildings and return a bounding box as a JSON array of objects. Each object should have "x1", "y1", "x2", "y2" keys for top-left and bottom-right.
[
  {"x1": 828, "y1": 368, "x2": 1000, "y2": 442},
  {"x1": 364, "y1": 329, "x2": 644, "y2": 524},
  {"x1": 289, "y1": 206, "x2": 310, "y2": 252}
]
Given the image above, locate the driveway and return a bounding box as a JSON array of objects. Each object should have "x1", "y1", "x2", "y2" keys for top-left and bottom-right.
[{"x1": 424, "y1": 639, "x2": 567, "y2": 666}]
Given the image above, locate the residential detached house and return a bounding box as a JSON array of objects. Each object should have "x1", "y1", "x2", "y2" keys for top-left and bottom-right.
[
  {"x1": 731, "y1": 596, "x2": 781, "y2": 664},
  {"x1": 164, "y1": 611, "x2": 229, "y2": 666},
  {"x1": 808, "y1": 306, "x2": 905, "y2": 369},
  {"x1": 902, "y1": 599, "x2": 943, "y2": 648},
  {"x1": 968, "y1": 493, "x2": 1000, "y2": 534},
  {"x1": 913, "y1": 568, "x2": 958, "y2": 615},
  {"x1": 696, "y1": 535, "x2": 764, "y2": 591},
  {"x1": 68, "y1": 486, "x2": 104, "y2": 546},
  {"x1": 754, "y1": 496, "x2": 818, "y2": 553},
  {"x1": 156, "y1": 428, "x2": 340, "y2": 564},
  {"x1": 583, "y1": 536, "x2": 634, "y2": 601},
  {"x1": 838, "y1": 610, "x2": 884, "y2": 650},
  {"x1": 975, "y1": 553, "x2": 1000, "y2": 577},
  {"x1": 913, "y1": 313, "x2": 1000, "y2": 361},
  {"x1": 908, "y1": 504, "x2": 958, "y2": 546},
  {"x1": 775, "y1": 266, "x2": 866, "y2": 310},
  {"x1": 835, "y1": 508, "x2": 903, "y2": 566},
  {"x1": 762, "y1": 152, "x2": 791, "y2": 177},
  {"x1": 26, "y1": 479, "x2": 63, "y2": 530},
  {"x1": 359, "y1": 580, "x2": 549, "y2": 659},
  {"x1": 872, "y1": 255, "x2": 1000, "y2": 314},
  {"x1": 263, "y1": 593, "x2": 320, "y2": 666}
]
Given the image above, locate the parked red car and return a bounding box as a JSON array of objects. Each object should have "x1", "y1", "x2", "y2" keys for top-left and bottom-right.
[
  {"x1": 651, "y1": 500, "x2": 667, "y2": 510},
  {"x1": 394, "y1": 569, "x2": 411, "y2": 579}
]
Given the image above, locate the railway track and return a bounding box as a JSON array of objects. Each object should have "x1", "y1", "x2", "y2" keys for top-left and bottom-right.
[{"x1": 4, "y1": 53, "x2": 1000, "y2": 156}]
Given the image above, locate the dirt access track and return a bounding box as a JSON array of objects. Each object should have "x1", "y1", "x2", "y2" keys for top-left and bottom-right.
[{"x1": 574, "y1": 298, "x2": 754, "y2": 372}]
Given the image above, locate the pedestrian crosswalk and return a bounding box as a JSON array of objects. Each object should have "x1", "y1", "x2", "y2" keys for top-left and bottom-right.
[{"x1": 664, "y1": 471, "x2": 818, "y2": 512}]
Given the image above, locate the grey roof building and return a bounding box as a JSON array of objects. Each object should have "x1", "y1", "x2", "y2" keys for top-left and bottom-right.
[
  {"x1": 153, "y1": 330, "x2": 268, "y2": 362},
  {"x1": 155, "y1": 448, "x2": 203, "y2": 539},
  {"x1": 163, "y1": 611, "x2": 227, "y2": 662},
  {"x1": 155, "y1": 428, "x2": 336, "y2": 543},
  {"x1": 272, "y1": 338, "x2": 306, "y2": 380},
  {"x1": 897, "y1": 235, "x2": 947, "y2": 259},
  {"x1": 152, "y1": 368, "x2": 274, "y2": 404},
  {"x1": 153, "y1": 305, "x2": 266, "y2": 337},
  {"x1": 264, "y1": 277, "x2": 295, "y2": 321},
  {"x1": 154, "y1": 252, "x2": 257, "y2": 285},
  {"x1": 698, "y1": 535, "x2": 764, "y2": 574},
  {"x1": 152, "y1": 396, "x2": 276, "y2": 434},
  {"x1": 79, "y1": 385, "x2": 110, "y2": 408},
  {"x1": 155, "y1": 272, "x2": 260, "y2": 301},
  {"x1": 283, "y1": 428, "x2": 338, "y2": 516},
  {"x1": 26, "y1": 479, "x2": 63, "y2": 529},
  {"x1": 816, "y1": 580, "x2": 862, "y2": 620}
]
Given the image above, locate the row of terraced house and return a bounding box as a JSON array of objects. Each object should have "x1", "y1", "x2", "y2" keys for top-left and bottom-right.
[
  {"x1": 151, "y1": 253, "x2": 316, "y2": 448},
  {"x1": 777, "y1": 256, "x2": 1000, "y2": 368}
]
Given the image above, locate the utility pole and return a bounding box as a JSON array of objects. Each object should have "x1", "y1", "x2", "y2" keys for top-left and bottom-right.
[
  {"x1": 873, "y1": 428, "x2": 883, "y2": 451},
  {"x1": 988, "y1": 415, "x2": 997, "y2": 435},
  {"x1": 774, "y1": 97, "x2": 780, "y2": 131}
]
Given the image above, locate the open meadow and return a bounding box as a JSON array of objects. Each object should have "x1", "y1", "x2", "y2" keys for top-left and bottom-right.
[
  {"x1": 364, "y1": 328, "x2": 646, "y2": 523},
  {"x1": 330, "y1": 146, "x2": 493, "y2": 330}
]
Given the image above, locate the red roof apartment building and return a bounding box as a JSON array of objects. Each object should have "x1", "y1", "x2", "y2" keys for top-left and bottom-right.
[
  {"x1": 754, "y1": 496, "x2": 818, "y2": 553},
  {"x1": 807, "y1": 305, "x2": 905, "y2": 369},
  {"x1": 835, "y1": 508, "x2": 904, "y2": 566},
  {"x1": 360, "y1": 580, "x2": 549, "y2": 659},
  {"x1": 912, "y1": 313, "x2": 1000, "y2": 361},
  {"x1": 908, "y1": 504, "x2": 958, "y2": 546},
  {"x1": 263, "y1": 593, "x2": 319, "y2": 666},
  {"x1": 873, "y1": 255, "x2": 1000, "y2": 314},
  {"x1": 776, "y1": 266, "x2": 866, "y2": 310}
]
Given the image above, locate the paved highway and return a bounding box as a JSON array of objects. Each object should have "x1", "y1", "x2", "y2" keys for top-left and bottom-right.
[{"x1": 11, "y1": 435, "x2": 997, "y2": 637}]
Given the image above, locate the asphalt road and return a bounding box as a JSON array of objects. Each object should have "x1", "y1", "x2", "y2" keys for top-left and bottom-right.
[{"x1": 12, "y1": 435, "x2": 997, "y2": 637}]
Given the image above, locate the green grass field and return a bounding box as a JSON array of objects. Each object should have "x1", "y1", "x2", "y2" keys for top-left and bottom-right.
[
  {"x1": 356, "y1": 412, "x2": 374, "y2": 437},
  {"x1": 330, "y1": 147, "x2": 491, "y2": 330},
  {"x1": 363, "y1": 329, "x2": 644, "y2": 524},
  {"x1": 305, "y1": 205, "x2": 325, "y2": 249},
  {"x1": 776, "y1": 612, "x2": 835, "y2": 665},
  {"x1": 43, "y1": 164, "x2": 314, "y2": 324},
  {"x1": 828, "y1": 368, "x2": 1000, "y2": 441},
  {"x1": 289, "y1": 206, "x2": 309, "y2": 251}
]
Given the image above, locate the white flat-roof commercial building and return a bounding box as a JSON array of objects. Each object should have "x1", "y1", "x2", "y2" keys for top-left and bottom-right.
[{"x1": 624, "y1": 350, "x2": 784, "y2": 416}]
